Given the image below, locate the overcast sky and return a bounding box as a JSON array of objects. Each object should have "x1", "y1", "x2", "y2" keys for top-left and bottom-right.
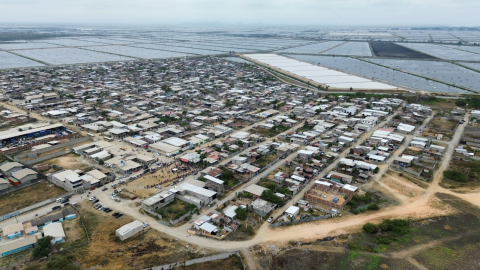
[{"x1": 1, "y1": 0, "x2": 478, "y2": 26}]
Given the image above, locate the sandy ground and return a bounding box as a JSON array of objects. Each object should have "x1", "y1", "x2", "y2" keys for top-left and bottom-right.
[
  {"x1": 122, "y1": 159, "x2": 200, "y2": 198},
  {"x1": 382, "y1": 172, "x2": 426, "y2": 198}
]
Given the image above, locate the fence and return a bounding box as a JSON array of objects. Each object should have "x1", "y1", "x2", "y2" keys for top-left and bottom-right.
[
  {"x1": 14, "y1": 136, "x2": 91, "y2": 160},
  {"x1": 145, "y1": 251, "x2": 240, "y2": 270},
  {"x1": 169, "y1": 211, "x2": 193, "y2": 225},
  {"x1": 270, "y1": 214, "x2": 332, "y2": 227},
  {"x1": 0, "y1": 133, "x2": 82, "y2": 154},
  {"x1": 0, "y1": 190, "x2": 73, "y2": 223},
  {"x1": 0, "y1": 178, "x2": 45, "y2": 197},
  {"x1": 389, "y1": 164, "x2": 430, "y2": 181},
  {"x1": 23, "y1": 149, "x2": 68, "y2": 165}
]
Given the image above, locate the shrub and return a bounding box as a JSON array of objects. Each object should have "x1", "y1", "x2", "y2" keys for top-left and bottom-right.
[
  {"x1": 455, "y1": 100, "x2": 467, "y2": 107},
  {"x1": 379, "y1": 219, "x2": 409, "y2": 234},
  {"x1": 363, "y1": 223, "x2": 379, "y2": 234},
  {"x1": 443, "y1": 170, "x2": 468, "y2": 182},
  {"x1": 368, "y1": 203, "x2": 380, "y2": 210}
]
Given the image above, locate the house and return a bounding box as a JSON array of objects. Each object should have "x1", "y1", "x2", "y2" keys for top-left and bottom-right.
[
  {"x1": 250, "y1": 198, "x2": 277, "y2": 217},
  {"x1": 42, "y1": 222, "x2": 66, "y2": 243},
  {"x1": 223, "y1": 205, "x2": 238, "y2": 220},
  {"x1": 243, "y1": 184, "x2": 267, "y2": 199},
  {"x1": 199, "y1": 222, "x2": 218, "y2": 235},
  {"x1": 285, "y1": 205, "x2": 300, "y2": 218},
  {"x1": 115, "y1": 220, "x2": 144, "y2": 241}
]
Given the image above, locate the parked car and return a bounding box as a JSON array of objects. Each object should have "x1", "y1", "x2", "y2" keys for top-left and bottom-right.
[
  {"x1": 131, "y1": 196, "x2": 137, "y2": 200},
  {"x1": 93, "y1": 199, "x2": 99, "y2": 204},
  {"x1": 267, "y1": 217, "x2": 273, "y2": 223},
  {"x1": 102, "y1": 187, "x2": 108, "y2": 191},
  {"x1": 90, "y1": 187, "x2": 96, "y2": 190},
  {"x1": 52, "y1": 206, "x2": 61, "y2": 211},
  {"x1": 89, "y1": 197, "x2": 96, "y2": 201},
  {"x1": 63, "y1": 203, "x2": 70, "y2": 207},
  {"x1": 143, "y1": 223, "x2": 149, "y2": 228}
]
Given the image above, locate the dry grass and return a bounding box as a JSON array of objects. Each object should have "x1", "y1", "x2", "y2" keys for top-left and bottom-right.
[
  {"x1": 0, "y1": 181, "x2": 65, "y2": 216},
  {"x1": 61, "y1": 203, "x2": 216, "y2": 270}
]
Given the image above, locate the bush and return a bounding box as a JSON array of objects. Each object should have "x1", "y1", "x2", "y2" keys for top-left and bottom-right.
[
  {"x1": 379, "y1": 219, "x2": 409, "y2": 234},
  {"x1": 363, "y1": 223, "x2": 379, "y2": 234},
  {"x1": 235, "y1": 207, "x2": 247, "y2": 220},
  {"x1": 368, "y1": 203, "x2": 380, "y2": 210},
  {"x1": 373, "y1": 167, "x2": 380, "y2": 174},
  {"x1": 444, "y1": 170, "x2": 468, "y2": 182}
]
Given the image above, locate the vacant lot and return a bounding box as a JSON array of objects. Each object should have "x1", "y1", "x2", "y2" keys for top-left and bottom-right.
[
  {"x1": 155, "y1": 199, "x2": 198, "y2": 224},
  {"x1": 347, "y1": 214, "x2": 480, "y2": 254},
  {"x1": 0, "y1": 180, "x2": 65, "y2": 216},
  {"x1": 40, "y1": 152, "x2": 91, "y2": 173},
  {"x1": 442, "y1": 159, "x2": 480, "y2": 189},
  {"x1": 370, "y1": 42, "x2": 436, "y2": 59},
  {"x1": 250, "y1": 125, "x2": 291, "y2": 137},
  {"x1": 422, "y1": 117, "x2": 457, "y2": 140},
  {"x1": 415, "y1": 233, "x2": 480, "y2": 270}
]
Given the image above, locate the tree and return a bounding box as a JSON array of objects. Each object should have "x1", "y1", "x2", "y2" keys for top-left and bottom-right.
[
  {"x1": 373, "y1": 167, "x2": 380, "y2": 174},
  {"x1": 235, "y1": 207, "x2": 247, "y2": 220},
  {"x1": 32, "y1": 236, "x2": 54, "y2": 258},
  {"x1": 455, "y1": 100, "x2": 467, "y2": 107},
  {"x1": 363, "y1": 223, "x2": 379, "y2": 234}
]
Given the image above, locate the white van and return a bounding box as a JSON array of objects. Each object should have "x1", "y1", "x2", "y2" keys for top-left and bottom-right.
[
  {"x1": 103, "y1": 137, "x2": 113, "y2": 142},
  {"x1": 87, "y1": 133, "x2": 95, "y2": 137},
  {"x1": 55, "y1": 198, "x2": 63, "y2": 203}
]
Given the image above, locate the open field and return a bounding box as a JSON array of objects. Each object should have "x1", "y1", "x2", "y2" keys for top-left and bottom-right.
[
  {"x1": 415, "y1": 233, "x2": 480, "y2": 270},
  {"x1": 369, "y1": 42, "x2": 436, "y2": 59},
  {"x1": 422, "y1": 117, "x2": 458, "y2": 140},
  {"x1": 39, "y1": 152, "x2": 92, "y2": 173},
  {"x1": 0, "y1": 180, "x2": 65, "y2": 216}
]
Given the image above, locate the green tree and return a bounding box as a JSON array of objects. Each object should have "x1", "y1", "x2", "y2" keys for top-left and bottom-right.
[
  {"x1": 32, "y1": 236, "x2": 54, "y2": 258},
  {"x1": 235, "y1": 207, "x2": 247, "y2": 220}
]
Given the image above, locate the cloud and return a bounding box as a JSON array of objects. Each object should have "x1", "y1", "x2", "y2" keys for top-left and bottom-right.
[{"x1": 0, "y1": 0, "x2": 478, "y2": 26}]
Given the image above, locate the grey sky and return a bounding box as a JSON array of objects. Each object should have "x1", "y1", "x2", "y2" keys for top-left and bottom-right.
[{"x1": 1, "y1": 0, "x2": 478, "y2": 26}]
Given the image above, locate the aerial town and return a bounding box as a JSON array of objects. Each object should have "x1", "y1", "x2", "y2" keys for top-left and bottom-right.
[{"x1": 0, "y1": 26, "x2": 480, "y2": 270}]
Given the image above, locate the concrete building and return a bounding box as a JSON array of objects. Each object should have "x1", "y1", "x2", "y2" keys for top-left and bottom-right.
[
  {"x1": 141, "y1": 190, "x2": 175, "y2": 212},
  {"x1": 204, "y1": 175, "x2": 224, "y2": 194},
  {"x1": 115, "y1": 220, "x2": 144, "y2": 241}
]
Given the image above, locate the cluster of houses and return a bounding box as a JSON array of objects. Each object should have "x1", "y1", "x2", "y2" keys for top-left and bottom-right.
[{"x1": 0, "y1": 208, "x2": 75, "y2": 257}]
